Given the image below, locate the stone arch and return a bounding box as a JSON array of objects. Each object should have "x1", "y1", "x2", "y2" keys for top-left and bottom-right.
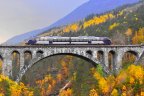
[
  {"x1": 36, "y1": 50, "x2": 44, "y2": 58},
  {"x1": 0, "y1": 54, "x2": 3, "y2": 73},
  {"x1": 11, "y1": 50, "x2": 20, "y2": 80},
  {"x1": 108, "y1": 50, "x2": 116, "y2": 72},
  {"x1": 24, "y1": 50, "x2": 32, "y2": 67},
  {"x1": 122, "y1": 50, "x2": 139, "y2": 68},
  {"x1": 16, "y1": 52, "x2": 101, "y2": 82},
  {"x1": 127, "y1": 50, "x2": 139, "y2": 58}
]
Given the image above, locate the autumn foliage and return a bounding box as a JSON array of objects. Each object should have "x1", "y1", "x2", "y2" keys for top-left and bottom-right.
[
  {"x1": 0, "y1": 75, "x2": 33, "y2": 96},
  {"x1": 89, "y1": 64, "x2": 144, "y2": 96},
  {"x1": 132, "y1": 27, "x2": 144, "y2": 44},
  {"x1": 63, "y1": 23, "x2": 80, "y2": 33},
  {"x1": 0, "y1": 61, "x2": 144, "y2": 96},
  {"x1": 35, "y1": 56, "x2": 73, "y2": 96},
  {"x1": 61, "y1": 13, "x2": 116, "y2": 34},
  {"x1": 83, "y1": 13, "x2": 115, "y2": 29},
  {"x1": 0, "y1": 60, "x2": 2, "y2": 73},
  {"x1": 59, "y1": 88, "x2": 72, "y2": 96},
  {"x1": 109, "y1": 23, "x2": 120, "y2": 30}
]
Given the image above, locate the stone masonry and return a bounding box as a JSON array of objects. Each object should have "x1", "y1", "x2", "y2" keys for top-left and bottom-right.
[{"x1": 0, "y1": 45, "x2": 143, "y2": 82}]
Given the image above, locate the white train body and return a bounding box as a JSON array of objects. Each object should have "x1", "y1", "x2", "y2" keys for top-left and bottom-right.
[{"x1": 27, "y1": 36, "x2": 112, "y2": 45}]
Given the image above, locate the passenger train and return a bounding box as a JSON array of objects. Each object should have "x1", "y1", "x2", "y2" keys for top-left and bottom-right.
[{"x1": 26, "y1": 36, "x2": 112, "y2": 45}]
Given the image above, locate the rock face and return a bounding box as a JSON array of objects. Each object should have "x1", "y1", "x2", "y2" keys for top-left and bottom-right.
[{"x1": 5, "y1": 0, "x2": 139, "y2": 45}]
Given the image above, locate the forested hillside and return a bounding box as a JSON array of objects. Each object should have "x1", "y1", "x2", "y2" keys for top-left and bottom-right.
[{"x1": 39, "y1": 1, "x2": 144, "y2": 45}]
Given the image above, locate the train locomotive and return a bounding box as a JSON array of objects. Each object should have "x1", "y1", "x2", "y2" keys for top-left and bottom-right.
[{"x1": 26, "y1": 36, "x2": 112, "y2": 45}]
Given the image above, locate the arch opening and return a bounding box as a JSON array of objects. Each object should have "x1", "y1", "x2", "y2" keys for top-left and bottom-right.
[
  {"x1": 86, "y1": 50, "x2": 93, "y2": 56},
  {"x1": 34, "y1": 53, "x2": 98, "y2": 67},
  {"x1": 36, "y1": 50, "x2": 44, "y2": 58},
  {"x1": 108, "y1": 51, "x2": 116, "y2": 71},
  {"x1": 24, "y1": 51, "x2": 32, "y2": 67},
  {"x1": 11, "y1": 51, "x2": 20, "y2": 80},
  {"x1": 21, "y1": 54, "x2": 98, "y2": 95},
  {"x1": 20, "y1": 53, "x2": 99, "y2": 82},
  {"x1": 97, "y1": 51, "x2": 104, "y2": 64},
  {"x1": 122, "y1": 51, "x2": 138, "y2": 68},
  {"x1": 0, "y1": 55, "x2": 3, "y2": 74}
]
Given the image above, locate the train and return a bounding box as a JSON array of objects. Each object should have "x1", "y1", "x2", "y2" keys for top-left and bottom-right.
[{"x1": 26, "y1": 36, "x2": 112, "y2": 45}]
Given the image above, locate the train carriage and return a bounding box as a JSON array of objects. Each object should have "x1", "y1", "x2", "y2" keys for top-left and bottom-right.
[{"x1": 26, "y1": 36, "x2": 112, "y2": 45}]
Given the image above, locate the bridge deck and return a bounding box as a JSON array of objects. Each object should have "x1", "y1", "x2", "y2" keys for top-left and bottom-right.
[{"x1": 0, "y1": 45, "x2": 143, "y2": 48}]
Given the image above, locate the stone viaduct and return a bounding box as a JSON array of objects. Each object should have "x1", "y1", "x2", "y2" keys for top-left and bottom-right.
[{"x1": 0, "y1": 45, "x2": 143, "y2": 82}]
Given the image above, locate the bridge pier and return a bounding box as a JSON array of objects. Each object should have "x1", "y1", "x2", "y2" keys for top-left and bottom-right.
[
  {"x1": 92, "y1": 51, "x2": 97, "y2": 60},
  {"x1": 2, "y1": 53, "x2": 12, "y2": 78},
  {"x1": 20, "y1": 52, "x2": 25, "y2": 70},
  {"x1": 104, "y1": 51, "x2": 109, "y2": 73},
  {"x1": 115, "y1": 52, "x2": 123, "y2": 74}
]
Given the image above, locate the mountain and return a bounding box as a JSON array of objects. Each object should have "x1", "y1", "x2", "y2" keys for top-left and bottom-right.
[
  {"x1": 5, "y1": 0, "x2": 140, "y2": 45},
  {"x1": 50, "y1": 0, "x2": 140, "y2": 27},
  {"x1": 37, "y1": 1, "x2": 144, "y2": 44}
]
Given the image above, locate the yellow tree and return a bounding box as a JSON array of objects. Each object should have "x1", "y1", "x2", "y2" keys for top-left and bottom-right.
[
  {"x1": 125, "y1": 28, "x2": 132, "y2": 44},
  {"x1": 0, "y1": 75, "x2": 33, "y2": 96},
  {"x1": 132, "y1": 28, "x2": 144, "y2": 44},
  {"x1": 59, "y1": 88, "x2": 73, "y2": 96},
  {"x1": 83, "y1": 13, "x2": 115, "y2": 29},
  {"x1": 63, "y1": 23, "x2": 80, "y2": 33},
  {"x1": 109, "y1": 23, "x2": 120, "y2": 30},
  {"x1": 36, "y1": 74, "x2": 56, "y2": 96},
  {"x1": 92, "y1": 64, "x2": 144, "y2": 95},
  {"x1": 89, "y1": 89, "x2": 98, "y2": 96}
]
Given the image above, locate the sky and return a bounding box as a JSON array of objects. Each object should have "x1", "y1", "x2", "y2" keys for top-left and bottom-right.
[{"x1": 0, "y1": 0, "x2": 88, "y2": 43}]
